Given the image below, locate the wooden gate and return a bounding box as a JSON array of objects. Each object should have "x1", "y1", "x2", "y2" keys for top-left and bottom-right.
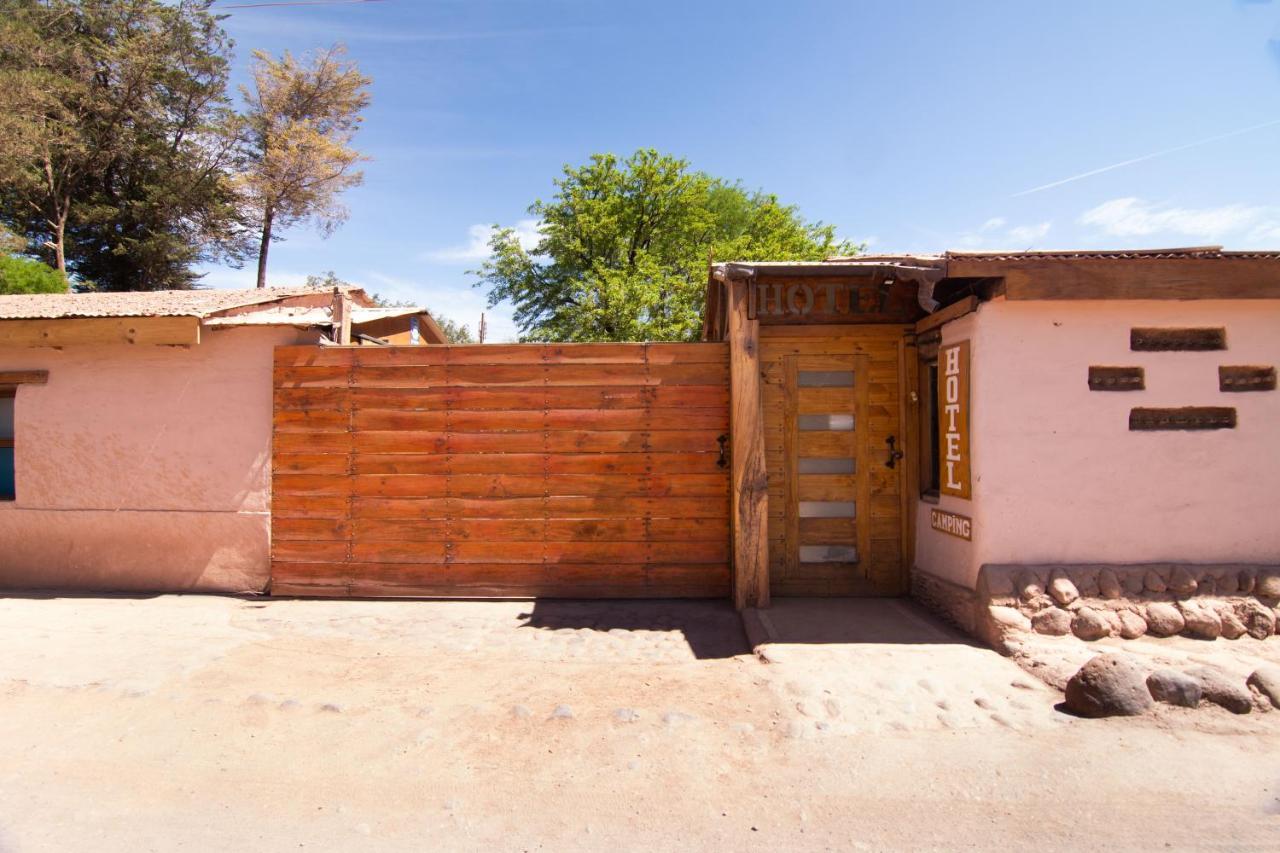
[{"x1": 270, "y1": 343, "x2": 731, "y2": 598}]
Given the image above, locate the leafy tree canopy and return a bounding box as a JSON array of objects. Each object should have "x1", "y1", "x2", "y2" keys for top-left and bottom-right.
[
  {"x1": 0, "y1": 0, "x2": 248, "y2": 291},
  {"x1": 475, "y1": 149, "x2": 860, "y2": 342},
  {"x1": 239, "y1": 46, "x2": 370, "y2": 288},
  {"x1": 0, "y1": 252, "x2": 66, "y2": 294}
]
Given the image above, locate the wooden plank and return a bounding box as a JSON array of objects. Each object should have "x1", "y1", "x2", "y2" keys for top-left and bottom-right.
[
  {"x1": 273, "y1": 454, "x2": 352, "y2": 475},
  {"x1": 854, "y1": 353, "x2": 872, "y2": 584},
  {"x1": 0, "y1": 316, "x2": 200, "y2": 347},
  {"x1": 350, "y1": 495, "x2": 727, "y2": 519},
  {"x1": 914, "y1": 296, "x2": 978, "y2": 335},
  {"x1": 353, "y1": 408, "x2": 728, "y2": 432},
  {"x1": 273, "y1": 517, "x2": 351, "y2": 541},
  {"x1": 729, "y1": 278, "x2": 769, "y2": 609},
  {"x1": 1130, "y1": 327, "x2": 1225, "y2": 351},
  {"x1": 943, "y1": 256, "x2": 1280, "y2": 300},
  {"x1": 899, "y1": 336, "x2": 916, "y2": 595},
  {"x1": 1219, "y1": 365, "x2": 1276, "y2": 392},
  {"x1": 1129, "y1": 407, "x2": 1236, "y2": 430},
  {"x1": 272, "y1": 495, "x2": 349, "y2": 518},
  {"x1": 1088, "y1": 366, "x2": 1145, "y2": 391},
  {"x1": 274, "y1": 432, "x2": 352, "y2": 454},
  {"x1": 0, "y1": 370, "x2": 49, "y2": 385},
  {"x1": 273, "y1": 408, "x2": 351, "y2": 432}
]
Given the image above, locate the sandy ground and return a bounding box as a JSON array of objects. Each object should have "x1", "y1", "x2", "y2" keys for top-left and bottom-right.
[{"x1": 0, "y1": 595, "x2": 1276, "y2": 852}]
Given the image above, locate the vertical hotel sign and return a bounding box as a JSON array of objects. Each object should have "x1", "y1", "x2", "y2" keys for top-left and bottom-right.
[{"x1": 938, "y1": 340, "x2": 971, "y2": 498}]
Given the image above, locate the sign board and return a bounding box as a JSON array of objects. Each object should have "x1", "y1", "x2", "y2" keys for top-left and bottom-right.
[
  {"x1": 930, "y1": 508, "x2": 972, "y2": 541},
  {"x1": 751, "y1": 277, "x2": 920, "y2": 325},
  {"x1": 938, "y1": 340, "x2": 971, "y2": 499}
]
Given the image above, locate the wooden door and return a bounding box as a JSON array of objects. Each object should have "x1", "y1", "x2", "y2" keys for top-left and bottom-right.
[{"x1": 762, "y1": 326, "x2": 908, "y2": 596}]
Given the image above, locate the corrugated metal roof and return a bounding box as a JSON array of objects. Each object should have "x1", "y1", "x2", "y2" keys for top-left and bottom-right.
[
  {"x1": 0, "y1": 287, "x2": 374, "y2": 320},
  {"x1": 824, "y1": 247, "x2": 1280, "y2": 263},
  {"x1": 203, "y1": 305, "x2": 425, "y2": 327}
]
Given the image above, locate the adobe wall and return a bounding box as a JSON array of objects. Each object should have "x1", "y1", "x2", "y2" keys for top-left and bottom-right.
[
  {"x1": 912, "y1": 296, "x2": 1280, "y2": 640},
  {"x1": 0, "y1": 325, "x2": 295, "y2": 593}
]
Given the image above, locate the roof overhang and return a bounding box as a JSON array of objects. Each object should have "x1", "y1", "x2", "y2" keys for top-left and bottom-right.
[{"x1": 0, "y1": 315, "x2": 201, "y2": 347}]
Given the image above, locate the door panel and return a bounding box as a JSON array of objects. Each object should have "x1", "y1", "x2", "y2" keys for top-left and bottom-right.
[{"x1": 761, "y1": 327, "x2": 906, "y2": 596}]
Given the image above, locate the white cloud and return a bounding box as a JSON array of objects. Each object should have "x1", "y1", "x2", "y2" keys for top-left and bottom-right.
[
  {"x1": 1007, "y1": 221, "x2": 1052, "y2": 242},
  {"x1": 422, "y1": 219, "x2": 542, "y2": 264},
  {"x1": 1079, "y1": 197, "x2": 1268, "y2": 241},
  {"x1": 952, "y1": 218, "x2": 1052, "y2": 250}
]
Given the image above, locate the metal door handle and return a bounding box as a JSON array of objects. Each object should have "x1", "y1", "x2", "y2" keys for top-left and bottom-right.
[
  {"x1": 885, "y1": 435, "x2": 904, "y2": 469},
  {"x1": 716, "y1": 434, "x2": 729, "y2": 469}
]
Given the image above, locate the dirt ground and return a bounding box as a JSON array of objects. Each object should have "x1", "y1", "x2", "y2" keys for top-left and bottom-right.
[{"x1": 0, "y1": 595, "x2": 1276, "y2": 852}]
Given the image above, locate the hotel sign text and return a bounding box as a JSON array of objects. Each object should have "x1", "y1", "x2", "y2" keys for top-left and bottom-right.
[
  {"x1": 750, "y1": 278, "x2": 918, "y2": 324},
  {"x1": 938, "y1": 340, "x2": 971, "y2": 499}
]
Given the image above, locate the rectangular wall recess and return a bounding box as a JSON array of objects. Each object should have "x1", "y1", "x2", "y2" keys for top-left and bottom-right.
[
  {"x1": 1130, "y1": 327, "x2": 1225, "y2": 351},
  {"x1": 1219, "y1": 365, "x2": 1276, "y2": 392},
  {"x1": 1088, "y1": 366, "x2": 1145, "y2": 391},
  {"x1": 1129, "y1": 407, "x2": 1236, "y2": 431}
]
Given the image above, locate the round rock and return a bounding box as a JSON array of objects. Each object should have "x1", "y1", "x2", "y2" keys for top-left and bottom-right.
[
  {"x1": 1187, "y1": 666, "x2": 1252, "y2": 714},
  {"x1": 1031, "y1": 607, "x2": 1072, "y2": 636},
  {"x1": 1071, "y1": 607, "x2": 1112, "y2": 641},
  {"x1": 1177, "y1": 602, "x2": 1222, "y2": 640},
  {"x1": 1246, "y1": 665, "x2": 1280, "y2": 710},
  {"x1": 1217, "y1": 606, "x2": 1247, "y2": 640},
  {"x1": 1116, "y1": 610, "x2": 1148, "y2": 640},
  {"x1": 1257, "y1": 572, "x2": 1280, "y2": 599},
  {"x1": 1097, "y1": 568, "x2": 1123, "y2": 600},
  {"x1": 1146, "y1": 669, "x2": 1202, "y2": 708},
  {"x1": 1235, "y1": 599, "x2": 1275, "y2": 640},
  {"x1": 1049, "y1": 577, "x2": 1080, "y2": 607},
  {"x1": 1064, "y1": 654, "x2": 1153, "y2": 718},
  {"x1": 1237, "y1": 568, "x2": 1256, "y2": 595},
  {"x1": 1143, "y1": 569, "x2": 1167, "y2": 594},
  {"x1": 1145, "y1": 602, "x2": 1185, "y2": 638},
  {"x1": 1168, "y1": 566, "x2": 1198, "y2": 596}
]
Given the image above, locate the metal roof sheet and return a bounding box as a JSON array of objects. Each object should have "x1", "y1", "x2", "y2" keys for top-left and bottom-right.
[{"x1": 0, "y1": 287, "x2": 375, "y2": 321}]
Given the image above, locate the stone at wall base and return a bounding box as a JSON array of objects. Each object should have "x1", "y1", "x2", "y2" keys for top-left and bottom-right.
[{"x1": 932, "y1": 563, "x2": 1280, "y2": 654}]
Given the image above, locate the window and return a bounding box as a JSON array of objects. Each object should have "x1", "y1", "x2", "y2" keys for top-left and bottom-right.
[
  {"x1": 918, "y1": 356, "x2": 941, "y2": 500},
  {"x1": 0, "y1": 388, "x2": 14, "y2": 501}
]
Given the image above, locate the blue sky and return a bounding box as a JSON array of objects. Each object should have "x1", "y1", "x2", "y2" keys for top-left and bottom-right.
[{"x1": 201, "y1": 0, "x2": 1280, "y2": 340}]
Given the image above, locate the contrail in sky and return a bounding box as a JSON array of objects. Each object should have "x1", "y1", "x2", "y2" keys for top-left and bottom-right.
[{"x1": 1011, "y1": 118, "x2": 1280, "y2": 197}]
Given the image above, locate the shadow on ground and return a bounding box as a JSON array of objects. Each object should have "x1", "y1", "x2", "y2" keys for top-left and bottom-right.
[
  {"x1": 518, "y1": 599, "x2": 750, "y2": 660},
  {"x1": 760, "y1": 598, "x2": 981, "y2": 646}
]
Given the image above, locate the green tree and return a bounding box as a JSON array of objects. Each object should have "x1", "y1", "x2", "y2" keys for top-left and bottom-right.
[
  {"x1": 239, "y1": 46, "x2": 370, "y2": 288},
  {"x1": 0, "y1": 0, "x2": 248, "y2": 291},
  {"x1": 0, "y1": 253, "x2": 66, "y2": 294},
  {"x1": 474, "y1": 149, "x2": 859, "y2": 342}
]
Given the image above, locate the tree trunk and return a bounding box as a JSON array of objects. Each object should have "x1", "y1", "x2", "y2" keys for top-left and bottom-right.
[
  {"x1": 255, "y1": 206, "x2": 274, "y2": 289},
  {"x1": 54, "y1": 208, "x2": 69, "y2": 293}
]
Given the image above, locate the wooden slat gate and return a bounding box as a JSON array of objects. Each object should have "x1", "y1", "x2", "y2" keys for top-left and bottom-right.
[{"x1": 271, "y1": 343, "x2": 731, "y2": 598}]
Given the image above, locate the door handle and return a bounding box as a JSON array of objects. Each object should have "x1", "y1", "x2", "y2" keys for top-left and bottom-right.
[
  {"x1": 716, "y1": 434, "x2": 729, "y2": 469},
  {"x1": 885, "y1": 435, "x2": 904, "y2": 469}
]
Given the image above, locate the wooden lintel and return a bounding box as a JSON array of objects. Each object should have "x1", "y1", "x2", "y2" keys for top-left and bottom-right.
[
  {"x1": 728, "y1": 280, "x2": 769, "y2": 609},
  {"x1": 915, "y1": 295, "x2": 978, "y2": 334},
  {"x1": 0, "y1": 370, "x2": 49, "y2": 385},
  {"x1": 944, "y1": 257, "x2": 1280, "y2": 300},
  {"x1": 0, "y1": 316, "x2": 200, "y2": 347}
]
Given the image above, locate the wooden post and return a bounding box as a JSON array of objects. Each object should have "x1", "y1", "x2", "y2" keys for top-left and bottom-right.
[
  {"x1": 728, "y1": 277, "x2": 769, "y2": 609},
  {"x1": 331, "y1": 288, "x2": 352, "y2": 345}
]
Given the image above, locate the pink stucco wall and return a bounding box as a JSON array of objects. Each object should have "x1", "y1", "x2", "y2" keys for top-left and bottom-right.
[
  {"x1": 915, "y1": 297, "x2": 1280, "y2": 589},
  {"x1": 0, "y1": 325, "x2": 295, "y2": 593}
]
